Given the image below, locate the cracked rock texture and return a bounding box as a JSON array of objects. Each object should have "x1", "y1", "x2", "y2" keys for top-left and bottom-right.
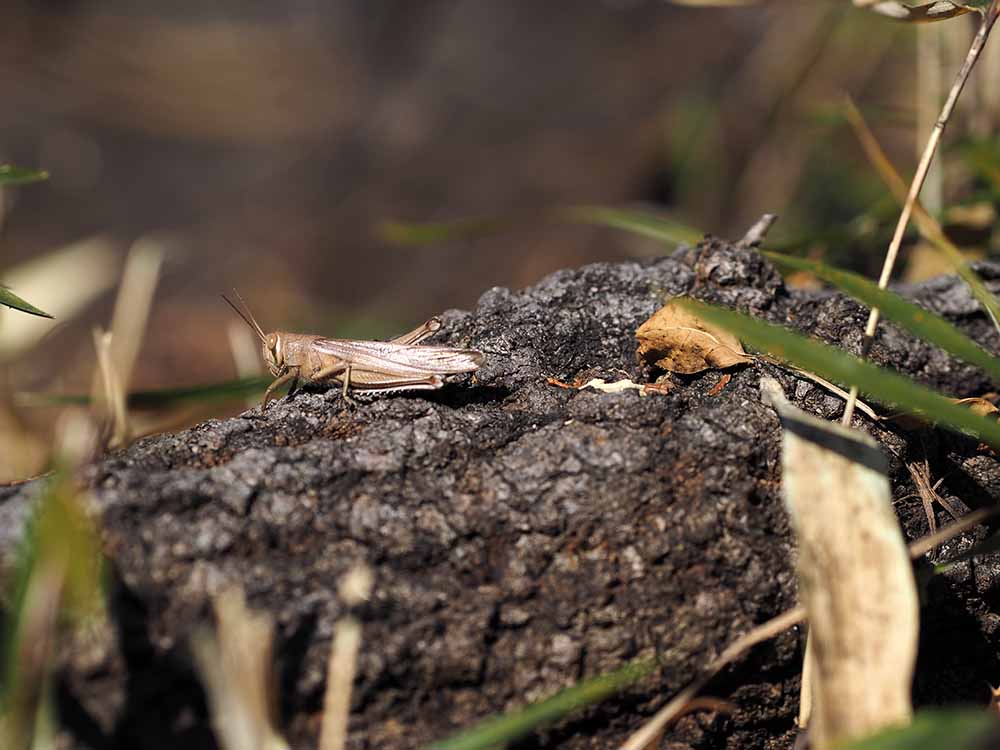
[{"x1": 4, "y1": 238, "x2": 1000, "y2": 750}]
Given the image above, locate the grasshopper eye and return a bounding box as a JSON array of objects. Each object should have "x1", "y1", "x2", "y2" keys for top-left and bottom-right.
[{"x1": 266, "y1": 333, "x2": 278, "y2": 352}]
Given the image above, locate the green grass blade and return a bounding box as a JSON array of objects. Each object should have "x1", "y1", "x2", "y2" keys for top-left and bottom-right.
[
  {"x1": 1, "y1": 469, "x2": 104, "y2": 744},
  {"x1": 0, "y1": 165, "x2": 48, "y2": 186},
  {"x1": 763, "y1": 251, "x2": 1000, "y2": 384},
  {"x1": 125, "y1": 376, "x2": 272, "y2": 408},
  {"x1": 427, "y1": 658, "x2": 656, "y2": 750},
  {"x1": 0, "y1": 286, "x2": 53, "y2": 318},
  {"x1": 675, "y1": 298, "x2": 1000, "y2": 448},
  {"x1": 948, "y1": 262, "x2": 1000, "y2": 329},
  {"x1": 560, "y1": 206, "x2": 703, "y2": 246},
  {"x1": 838, "y1": 709, "x2": 995, "y2": 749},
  {"x1": 16, "y1": 375, "x2": 272, "y2": 410}
]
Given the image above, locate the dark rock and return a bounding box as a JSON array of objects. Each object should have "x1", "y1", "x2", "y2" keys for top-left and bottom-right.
[{"x1": 4, "y1": 237, "x2": 1000, "y2": 750}]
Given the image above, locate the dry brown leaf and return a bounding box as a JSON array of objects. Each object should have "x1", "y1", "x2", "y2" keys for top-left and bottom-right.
[
  {"x1": 642, "y1": 381, "x2": 675, "y2": 395},
  {"x1": 784, "y1": 270, "x2": 824, "y2": 291},
  {"x1": 889, "y1": 395, "x2": 1000, "y2": 430},
  {"x1": 636, "y1": 299, "x2": 752, "y2": 374},
  {"x1": 546, "y1": 377, "x2": 587, "y2": 390},
  {"x1": 954, "y1": 397, "x2": 1000, "y2": 419}
]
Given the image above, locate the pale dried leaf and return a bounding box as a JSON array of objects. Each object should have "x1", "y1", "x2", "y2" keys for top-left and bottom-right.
[
  {"x1": 636, "y1": 299, "x2": 751, "y2": 374},
  {"x1": 581, "y1": 378, "x2": 645, "y2": 394},
  {"x1": 762, "y1": 378, "x2": 918, "y2": 749},
  {"x1": 547, "y1": 376, "x2": 673, "y2": 396}
]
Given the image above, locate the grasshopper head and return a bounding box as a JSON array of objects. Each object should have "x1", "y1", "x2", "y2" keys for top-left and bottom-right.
[{"x1": 263, "y1": 332, "x2": 286, "y2": 376}]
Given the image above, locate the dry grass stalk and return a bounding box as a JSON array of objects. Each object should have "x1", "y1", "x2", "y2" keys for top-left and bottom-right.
[
  {"x1": 191, "y1": 587, "x2": 288, "y2": 750},
  {"x1": 88, "y1": 237, "x2": 164, "y2": 449},
  {"x1": 318, "y1": 565, "x2": 374, "y2": 750}
]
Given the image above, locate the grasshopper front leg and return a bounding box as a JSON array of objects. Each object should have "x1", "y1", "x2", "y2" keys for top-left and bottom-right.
[
  {"x1": 262, "y1": 368, "x2": 300, "y2": 411},
  {"x1": 286, "y1": 373, "x2": 300, "y2": 399}
]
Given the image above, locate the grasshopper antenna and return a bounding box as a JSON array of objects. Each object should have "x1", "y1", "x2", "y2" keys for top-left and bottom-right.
[{"x1": 221, "y1": 290, "x2": 267, "y2": 344}]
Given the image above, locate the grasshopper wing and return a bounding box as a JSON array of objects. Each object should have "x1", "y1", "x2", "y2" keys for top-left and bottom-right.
[{"x1": 312, "y1": 339, "x2": 484, "y2": 376}]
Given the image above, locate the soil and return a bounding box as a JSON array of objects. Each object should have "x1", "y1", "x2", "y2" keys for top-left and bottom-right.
[{"x1": 4, "y1": 237, "x2": 1000, "y2": 750}]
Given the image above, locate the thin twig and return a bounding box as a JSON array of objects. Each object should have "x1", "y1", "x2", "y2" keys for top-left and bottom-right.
[
  {"x1": 842, "y1": 2, "x2": 1000, "y2": 426},
  {"x1": 757, "y1": 354, "x2": 882, "y2": 422},
  {"x1": 906, "y1": 506, "x2": 998, "y2": 560},
  {"x1": 737, "y1": 214, "x2": 779, "y2": 249}
]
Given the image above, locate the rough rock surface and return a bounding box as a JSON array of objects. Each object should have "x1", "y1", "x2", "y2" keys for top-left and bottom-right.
[{"x1": 4, "y1": 238, "x2": 1000, "y2": 750}]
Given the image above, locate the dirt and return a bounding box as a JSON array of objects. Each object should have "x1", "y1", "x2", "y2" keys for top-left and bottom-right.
[{"x1": 4, "y1": 237, "x2": 1000, "y2": 750}]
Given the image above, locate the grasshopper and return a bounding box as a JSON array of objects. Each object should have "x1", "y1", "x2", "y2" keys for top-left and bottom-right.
[{"x1": 223, "y1": 292, "x2": 484, "y2": 410}]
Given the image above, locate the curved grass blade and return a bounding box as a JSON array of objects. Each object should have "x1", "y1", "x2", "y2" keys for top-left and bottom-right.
[
  {"x1": 763, "y1": 251, "x2": 1000, "y2": 383},
  {"x1": 111, "y1": 374, "x2": 272, "y2": 409},
  {"x1": 675, "y1": 298, "x2": 1000, "y2": 447},
  {"x1": 380, "y1": 206, "x2": 702, "y2": 249},
  {"x1": 0, "y1": 165, "x2": 48, "y2": 186},
  {"x1": 843, "y1": 96, "x2": 1000, "y2": 332},
  {"x1": 561, "y1": 206, "x2": 703, "y2": 247},
  {"x1": 1, "y1": 469, "x2": 104, "y2": 747},
  {"x1": 0, "y1": 286, "x2": 52, "y2": 318},
  {"x1": 427, "y1": 658, "x2": 656, "y2": 750},
  {"x1": 839, "y1": 709, "x2": 996, "y2": 749},
  {"x1": 16, "y1": 375, "x2": 272, "y2": 410}
]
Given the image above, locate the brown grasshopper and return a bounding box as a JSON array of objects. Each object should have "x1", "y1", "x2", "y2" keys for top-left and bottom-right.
[{"x1": 223, "y1": 292, "x2": 484, "y2": 410}]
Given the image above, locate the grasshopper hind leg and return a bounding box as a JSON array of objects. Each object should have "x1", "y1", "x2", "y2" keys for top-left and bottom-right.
[
  {"x1": 341, "y1": 364, "x2": 359, "y2": 408},
  {"x1": 354, "y1": 375, "x2": 445, "y2": 398},
  {"x1": 309, "y1": 361, "x2": 356, "y2": 407},
  {"x1": 389, "y1": 317, "x2": 442, "y2": 346}
]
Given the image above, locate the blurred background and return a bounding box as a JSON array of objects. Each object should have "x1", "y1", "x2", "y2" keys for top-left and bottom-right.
[{"x1": 3, "y1": 0, "x2": 1000, "y2": 476}]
